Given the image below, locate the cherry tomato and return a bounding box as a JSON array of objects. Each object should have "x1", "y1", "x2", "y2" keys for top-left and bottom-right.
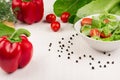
[
  {"x1": 81, "y1": 18, "x2": 92, "y2": 26},
  {"x1": 90, "y1": 29, "x2": 100, "y2": 37},
  {"x1": 46, "y1": 14, "x2": 56, "y2": 23},
  {"x1": 60, "y1": 12, "x2": 70, "y2": 23},
  {"x1": 103, "y1": 19, "x2": 110, "y2": 24},
  {"x1": 51, "y1": 21, "x2": 60, "y2": 32},
  {"x1": 100, "y1": 32, "x2": 111, "y2": 38}
]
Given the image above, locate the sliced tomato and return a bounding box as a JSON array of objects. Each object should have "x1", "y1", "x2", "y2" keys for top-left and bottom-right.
[
  {"x1": 90, "y1": 29, "x2": 100, "y2": 37},
  {"x1": 103, "y1": 19, "x2": 110, "y2": 24},
  {"x1": 100, "y1": 32, "x2": 111, "y2": 38},
  {"x1": 81, "y1": 18, "x2": 92, "y2": 26}
]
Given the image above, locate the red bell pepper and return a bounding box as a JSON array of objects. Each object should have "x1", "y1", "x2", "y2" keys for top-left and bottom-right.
[
  {"x1": 12, "y1": 0, "x2": 44, "y2": 24},
  {"x1": 0, "y1": 29, "x2": 33, "y2": 73}
]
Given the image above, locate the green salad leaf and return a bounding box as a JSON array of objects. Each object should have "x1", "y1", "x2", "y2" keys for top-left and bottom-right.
[
  {"x1": 110, "y1": 2, "x2": 120, "y2": 15},
  {"x1": 73, "y1": 0, "x2": 120, "y2": 23},
  {"x1": 81, "y1": 25, "x2": 91, "y2": 36},
  {"x1": 53, "y1": 0, "x2": 92, "y2": 17},
  {"x1": 111, "y1": 25, "x2": 120, "y2": 40},
  {"x1": 81, "y1": 14, "x2": 120, "y2": 41}
]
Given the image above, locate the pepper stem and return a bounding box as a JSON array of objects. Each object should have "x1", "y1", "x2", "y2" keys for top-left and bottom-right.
[{"x1": 9, "y1": 28, "x2": 30, "y2": 43}]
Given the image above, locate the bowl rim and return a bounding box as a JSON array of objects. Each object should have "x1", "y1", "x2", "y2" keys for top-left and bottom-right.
[{"x1": 74, "y1": 14, "x2": 120, "y2": 43}]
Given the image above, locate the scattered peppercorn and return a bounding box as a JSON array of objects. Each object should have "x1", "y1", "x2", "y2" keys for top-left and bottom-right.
[
  {"x1": 70, "y1": 37, "x2": 72, "y2": 40},
  {"x1": 58, "y1": 41, "x2": 61, "y2": 44},
  {"x1": 58, "y1": 55, "x2": 61, "y2": 57},
  {"x1": 104, "y1": 65, "x2": 106, "y2": 68},
  {"x1": 72, "y1": 35, "x2": 75, "y2": 37},
  {"x1": 99, "y1": 65, "x2": 102, "y2": 68},
  {"x1": 68, "y1": 46, "x2": 70, "y2": 48},
  {"x1": 108, "y1": 54, "x2": 111, "y2": 56},
  {"x1": 62, "y1": 44, "x2": 65, "y2": 47},
  {"x1": 49, "y1": 43, "x2": 52, "y2": 47},
  {"x1": 76, "y1": 60, "x2": 78, "y2": 63},
  {"x1": 71, "y1": 51, "x2": 74, "y2": 54},
  {"x1": 48, "y1": 49, "x2": 51, "y2": 51},
  {"x1": 89, "y1": 55, "x2": 92, "y2": 58},
  {"x1": 91, "y1": 66, "x2": 95, "y2": 70},
  {"x1": 57, "y1": 50, "x2": 59, "y2": 52},
  {"x1": 91, "y1": 58, "x2": 94, "y2": 60},
  {"x1": 98, "y1": 61, "x2": 101, "y2": 64},
  {"x1": 61, "y1": 38, "x2": 64, "y2": 40},
  {"x1": 68, "y1": 41, "x2": 71, "y2": 43},
  {"x1": 83, "y1": 54, "x2": 86, "y2": 57},
  {"x1": 79, "y1": 57, "x2": 81, "y2": 60},
  {"x1": 68, "y1": 53, "x2": 70, "y2": 55},
  {"x1": 107, "y1": 61, "x2": 109, "y2": 64},
  {"x1": 68, "y1": 57, "x2": 70, "y2": 59},
  {"x1": 112, "y1": 61, "x2": 114, "y2": 64},
  {"x1": 89, "y1": 63, "x2": 92, "y2": 65},
  {"x1": 59, "y1": 45, "x2": 62, "y2": 47},
  {"x1": 71, "y1": 43, "x2": 73, "y2": 45},
  {"x1": 76, "y1": 33, "x2": 78, "y2": 36},
  {"x1": 103, "y1": 52, "x2": 106, "y2": 55},
  {"x1": 61, "y1": 51, "x2": 63, "y2": 53},
  {"x1": 66, "y1": 49, "x2": 69, "y2": 52},
  {"x1": 61, "y1": 47, "x2": 63, "y2": 49}
]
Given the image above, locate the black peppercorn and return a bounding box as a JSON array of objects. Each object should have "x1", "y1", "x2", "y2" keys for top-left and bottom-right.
[
  {"x1": 108, "y1": 54, "x2": 111, "y2": 56},
  {"x1": 76, "y1": 33, "x2": 78, "y2": 36},
  {"x1": 58, "y1": 55, "x2": 61, "y2": 57},
  {"x1": 70, "y1": 37, "x2": 72, "y2": 40},
  {"x1": 68, "y1": 46, "x2": 70, "y2": 48},
  {"x1": 89, "y1": 55, "x2": 92, "y2": 58},
  {"x1": 98, "y1": 61, "x2": 100, "y2": 64},
  {"x1": 107, "y1": 61, "x2": 109, "y2": 64},
  {"x1": 58, "y1": 41, "x2": 61, "y2": 44},
  {"x1": 48, "y1": 49, "x2": 50, "y2": 51},
  {"x1": 49, "y1": 43, "x2": 52, "y2": 47},
  {"x1": 71, "y1": 51, "x2": 74, "y2": 54},
  {"x1": 89, "y1": 63, "x2": 92, "y2": 65},
  {"x1": 71, "y1": 43, "x2": 73, "y2": 45},
  {"x1": 83, "y1": 54, "x2": 86, "y2": 57},
  {"x1": 104, "y1": 65, "x2": 106, "y2": 68},
  {"x1": 62, "y1": 44, "x2": 65, "y2": 47},
  {"x1": 72, "y1": 35, "x2": 75, "y2": 37},
  {"x1": 91, "y1": 66, "x2": 95, "y2": 70},
  {"x1": 68, "y1": 41, "x2": 71, "y2": 43},
  {"x1": 68, "y1": 57, "x2": 70, "y2": 59},
  {"x1": 76, "y1": 60, "x2": 78, "y2": 63},
  {"x1": 66, "y1": 49, "x2": 69, "y2": 52},
  {"x1": 79, "y1": 57, "x2": 81, "y2": 59},
  {"x1": 112, "y1": 61, "x2": 114, "y2": 64},
  {"x1": 103, "y1": 52, "x2": 106, "y2": 54},
  {"x1": 99, "y1": 65, "x2": 102, "y2": 68},
  {"x1": 68, "y1": 53, "x2": 70, "y2": 55},
  {"x1": 91, "y1": 58, "x2": 94, "y2": 60},
  {"x1": 62, "y1": 38, "x2": 64, "y2": 40}
]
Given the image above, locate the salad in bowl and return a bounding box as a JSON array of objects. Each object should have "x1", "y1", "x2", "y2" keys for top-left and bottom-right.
[{"x1": 74, "y1": 14, "x2": 120, "y2": 52}]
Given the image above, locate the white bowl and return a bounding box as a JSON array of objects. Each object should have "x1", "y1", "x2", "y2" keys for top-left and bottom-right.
[{"x1": 74, "y1": 14, "x2": 120, "y2": 52}]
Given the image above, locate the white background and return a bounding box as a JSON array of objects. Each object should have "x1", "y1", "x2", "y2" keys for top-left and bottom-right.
[{"x1": 1, "y1": 0, "x2": 120, "y2": 80}]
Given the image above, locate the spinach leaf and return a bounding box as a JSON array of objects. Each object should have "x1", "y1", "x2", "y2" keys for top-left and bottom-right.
[{"x1": 53, "y1": 0, "x2": 92, "y2": 17}]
